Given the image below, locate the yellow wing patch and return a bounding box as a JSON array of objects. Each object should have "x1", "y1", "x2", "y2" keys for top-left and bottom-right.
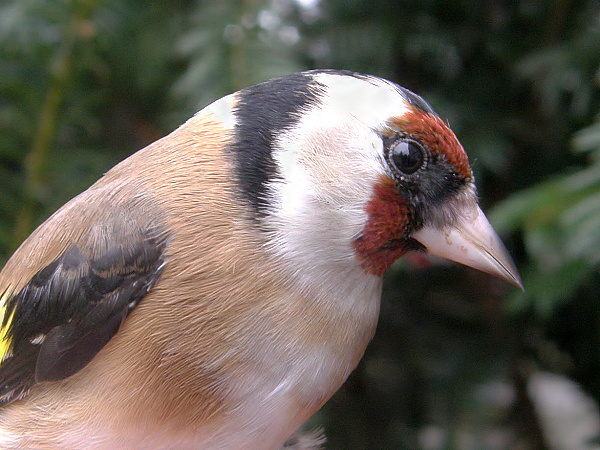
[{"x1": 0, "y1": 290, "x2": 15, "y2": 363}]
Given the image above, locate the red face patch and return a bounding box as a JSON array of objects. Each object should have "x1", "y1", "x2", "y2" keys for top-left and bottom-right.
[
  {"x1": 390, "y1": 109, "x2": 472, "y2": 180},
  {"x1": 354, "y1": 107, "x2": 472, "y2": 277},
  {"x1": 353, "y1": 176, "x2": 414, "y2": 277}
]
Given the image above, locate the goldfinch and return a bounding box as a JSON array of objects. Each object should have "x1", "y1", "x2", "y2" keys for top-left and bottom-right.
[{"x1": 0, "y1": 70, "x2": 521, "y2": 449}]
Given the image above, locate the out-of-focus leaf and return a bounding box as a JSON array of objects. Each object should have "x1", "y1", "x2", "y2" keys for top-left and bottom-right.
[
  {"x1": 493, "y1": 113, "x2": 600, "y2": 321},
  {"x1": 490, "y1": 176, "x2": 567, "y2": 234},
  {"x1": 562, "y1": 191, "x2": 600, "y2": 265},
  {"x1": 573, "y1": 120, "x2": 600, "y2": 155},
  {"x1": 506, "y1": 259, "x2": 591, "y2": 316}
]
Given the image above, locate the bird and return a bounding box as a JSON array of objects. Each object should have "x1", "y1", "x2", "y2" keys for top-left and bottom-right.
[{"x1": 0, "y1": 70, "x2": 522, "y2": 449}]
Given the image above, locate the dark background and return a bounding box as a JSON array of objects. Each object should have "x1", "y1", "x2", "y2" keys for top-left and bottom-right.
[{"x1": 1, "y1": 1, "x2": 599, "y2": 448}]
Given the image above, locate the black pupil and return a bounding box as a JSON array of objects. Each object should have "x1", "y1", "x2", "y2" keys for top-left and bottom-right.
[{"x1": 391, "y1": 140, "x2": 423, "y2": 174}]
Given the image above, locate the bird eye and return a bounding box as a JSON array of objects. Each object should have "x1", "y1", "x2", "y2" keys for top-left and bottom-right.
[{"x1": 389, "y1": 140, "x2": 425, "y2": 175}]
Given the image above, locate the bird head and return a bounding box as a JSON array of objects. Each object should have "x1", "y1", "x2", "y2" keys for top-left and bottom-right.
[{"x1": 216, "y1": 70, "x2": 522, "y2": 290}]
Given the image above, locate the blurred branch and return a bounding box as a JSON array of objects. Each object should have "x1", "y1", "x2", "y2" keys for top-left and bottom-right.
[{"x1": 12, "y1": 0, "x2": 100, "y2": 248}]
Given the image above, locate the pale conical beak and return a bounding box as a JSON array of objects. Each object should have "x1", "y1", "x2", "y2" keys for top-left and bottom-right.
[{"x1": 411, "y1": 204, "x2": 524, "y2": 290}]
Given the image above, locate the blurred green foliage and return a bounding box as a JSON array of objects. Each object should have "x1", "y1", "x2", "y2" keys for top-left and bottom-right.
[{"x1": 1, "y1": 0, "x2": 599, "y2": 448}]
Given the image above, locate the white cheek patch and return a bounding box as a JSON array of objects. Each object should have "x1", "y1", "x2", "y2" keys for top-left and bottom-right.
[
  {"x1": 266, "y1": 112, "x2": 386, "y2": 297},
  {"x1": 263, "y1": 72, "x2": 416, "y2": 295},
  {"x1": 273, "y1": 111, "x2": 384, "y2": 211},
  {"x1": 271, "y1": 144, "x2": 311, "y2": 218}
]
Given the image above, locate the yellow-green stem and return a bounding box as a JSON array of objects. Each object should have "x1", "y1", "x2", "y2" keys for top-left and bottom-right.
[{"x1": 12, "y1": 1, "x2": 99, "y2": 249}]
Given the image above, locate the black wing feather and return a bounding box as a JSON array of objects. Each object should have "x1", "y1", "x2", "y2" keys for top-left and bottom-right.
[{"x1": 0, "y1": 226, "x2": 168, "y2": 405}]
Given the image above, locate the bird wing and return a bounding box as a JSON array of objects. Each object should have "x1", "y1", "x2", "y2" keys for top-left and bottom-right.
[{"x1": 0, "y1": 188, "x2": 169, "y2": 406}]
